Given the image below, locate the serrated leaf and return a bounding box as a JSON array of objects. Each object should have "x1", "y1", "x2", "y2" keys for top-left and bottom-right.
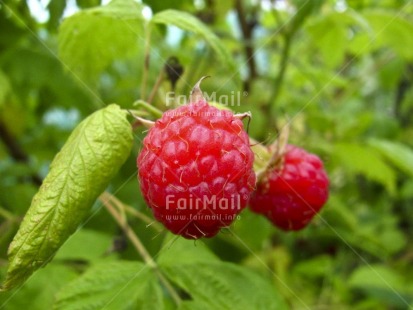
[
  {"x1": 333, "y1": 143, "x2": 396, "y2": 194},
  {"x1": 54, "y1": 261, "x2": 163, "y2": 310},
  {"x1": 158, "y1": 237, "x2": 287, "y2": 310},
  {"x1": 1, "y1": 104, "x2": 133, "y2": 291},
  {"x1": 157, "y1": 234, "x2": 219, "y2": 266},
  {"x1": 0, "y1": 264, "x2": 78, "y2": 310},
  {"x1": 151, "y1": 9, "x2": 240, "y2": 88},
  {"x1": 161, "y1": 262, "x2": 287, "y2": 310},
  {"x1": 368, "y1": 139, "x2": 413, "y2": 177},
  {"x1": 58, "y1": 0, "x2": 144, "y2": 80}
]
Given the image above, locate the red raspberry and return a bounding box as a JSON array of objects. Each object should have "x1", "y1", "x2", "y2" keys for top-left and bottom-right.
[
  {"x1": 249, "y1": 145, "x2": 329, "y2": 231},
  {"x1": 137, "y1": 100, "x2": 255, "y2": 239}
]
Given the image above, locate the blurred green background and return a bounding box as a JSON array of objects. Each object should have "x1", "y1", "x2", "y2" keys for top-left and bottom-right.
[{"x1": 1, "y1": 0, "x2": 413, "y2": 309}]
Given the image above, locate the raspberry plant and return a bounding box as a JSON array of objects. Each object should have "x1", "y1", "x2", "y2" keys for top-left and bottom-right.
[{"x1": 1, "y1": 0, "x2": 413, "y2": 309}]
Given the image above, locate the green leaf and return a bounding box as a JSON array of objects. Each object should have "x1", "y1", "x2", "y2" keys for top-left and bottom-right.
[
  {"x1": 162, "y1": 262, "x2": 287, "y2": 310},
  {"x1": 307, "y1": 13, "x2": 348, "y2": 68},
  {"x1": 293, "y1": 255, "x2": 332, "y2": 279},
  {"x1": 333, "y1": 143, "x2": 396, "y2": 194},
  {"x1": 368, "y1": 139, "x2": 413, "y2": 177},
  {"x1": 54, "y1": 229, "x2": 113, "y2": 262},
  {"x1": 290, "y1": 0, "x2": 323, "y2": 35},
  {"x1": 178, "y1": 301, "x2": 212, "y2": 310},
  {"x1": 1, "y1": 104, "x2": 133, "y2": 291},
  {"x1": 143, "y1": 0, "x2": 192, "y2": 13},
  {"x1": 76, "y1": 0, "x2": 101, "y2": 9},
  {"x1": 54, "y1": 261, "x2": 163, "y2": 310},
  {"x1": 58, "y1": 0, "x2": 144, "y2": 80},
  {"x1": 0, "y1": 263, "x2": 78, "y2": 310},
  {"x1": 363, "y1": 10, "x2": 413, "y2": 60},
  {"x1": 151, "y1": 9, "x2": 240, "y2": 87},
  {"x1": 349, "y1": 265, "x2": 410, "y2": 307},
  {"x1": 47, "y1": 0, "x2": 67, "y2": 30},
  {"x1": 157, "y1": 233, "x2": 219, "y2": 266},
  {"x1": 158, "y1": 236, "x2": 287, "y2": 310}
]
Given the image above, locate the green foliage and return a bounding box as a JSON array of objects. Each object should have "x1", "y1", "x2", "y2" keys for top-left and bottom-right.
[
  {"x1": 369, "y1": 139, "x2": 413, "y2": 177},
  {"x1": 0, "y1": 104, "x2": 133, "y2": 291},
  {"x1": 349, "y1": 265, "x2": 413, "y2": 307},
  {"x1": 59, "y1": 0, "x2": 144, "y2": 81},
  {"x1": 332, "y1": 143, "x2": 397, "y2": 194},
  {"x1": 0, "y1": 70, "x2": 11, "y2": 107},
  {"x1": 54, "y1": 229, "x2": 113, "y2": 262},
  {"x1": 151, "y1": 10, "x2": 240, "y2": 88},
  {"x1": 2, "y1": 0, "x2": 413, "y2": 308},
  {"x1": 163, "y1": 262, "x2": 287, "y2": 309},
  {"x1": 0, "y1": 263, "x2": 78, "y2": 310},
  {"x1": 54, "y1": 261, "x2": 162, "y2": 310},
  {"x1": 363, "y1": 11, "x2": 413, "y2": 60},
  {"x1": 158, "y1": 237, "x2": 288, "y2": 309}
]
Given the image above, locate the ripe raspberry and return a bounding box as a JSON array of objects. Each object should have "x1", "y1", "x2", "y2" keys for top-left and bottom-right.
[
  {"x1": 137, "y1": 100, "x2": 255, "y2": 239},
  {"x1": 249, "y1": 145, "x2": 329, "y2": 231}
]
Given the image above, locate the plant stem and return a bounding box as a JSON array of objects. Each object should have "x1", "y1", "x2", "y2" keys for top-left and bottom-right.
[
  {"x1": 234, "y1": 0, "x2": 257, "y2": 92},
  {"x1": 147, "y1": 69, "x2": 165, "y2": 105},
  {"x1": 102, "y1": 192, "x2": 163, "y2": 232},
  {"x1": 133, "y1": 100, "x2": 163, "y2": 118},
  {"x1": 99, "y1": 195, "x2": 181, "y2": 306},
  {"x1": 141, "y1": 27, "x2": 152, "y2": 99},
  {"x1": 0, "y1": 207, "x2": 15, "y2": 221},
  {"x1": 269, "y1": 34, "x2": 292, "y2": 110},
  {"x1": 269, "y1": 0, "x2": 317, "y2": 116}
]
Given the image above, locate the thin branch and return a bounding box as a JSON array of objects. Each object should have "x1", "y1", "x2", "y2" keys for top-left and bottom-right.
[
  {"x1": 101, "y1": 192, "x2": 163, "y2": 232},
  {"x1": 269, "y1": 34, "x2": 292, "y2": 109},
  {"x1": 268, "y1": 0, "x2": 317, "y2": 119},
  {"x1": 99, "y1": 195, "x2": 182, "y2": 306},
  {"x1": 140, "y1": 28, "x2": 152, "y2": 99},
  {"x1": 0, "y1": 207, "x2": 15, "y2": 221},
  {"x1": 147, "y1": 69, "x2": 165, "y2": 105},
  {"x1": 133, "y1": 101, "x2": 163, "y2": 119},
  {"x1": 234, "y1": 0, "x2": 257, "y2": 91}
]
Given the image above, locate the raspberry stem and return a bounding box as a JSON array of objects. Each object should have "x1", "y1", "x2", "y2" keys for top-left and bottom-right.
[
  {"x1": 128, "y1": 110, "x2": 155, "y2": 129},
  {"x1": 99, "y1": 194, "x2": 182, "y2": 305},
  {"x1": 102, "y1": 192, "x2": 163, "y2": 232},
  {"x1": 253, "y1": 124, "x2": 290, "y2": 184},
  {"x1": 133, "y1": 100, "x2": 163, "y2": 118}
]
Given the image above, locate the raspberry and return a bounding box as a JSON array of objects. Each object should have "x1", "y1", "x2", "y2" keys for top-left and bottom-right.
[
  {"x1": 249, "y1": 145, "x2": 329, "y2": 231},
  {"x1": 137, "y1": 99, "x2": 255, "y2": 239}
]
